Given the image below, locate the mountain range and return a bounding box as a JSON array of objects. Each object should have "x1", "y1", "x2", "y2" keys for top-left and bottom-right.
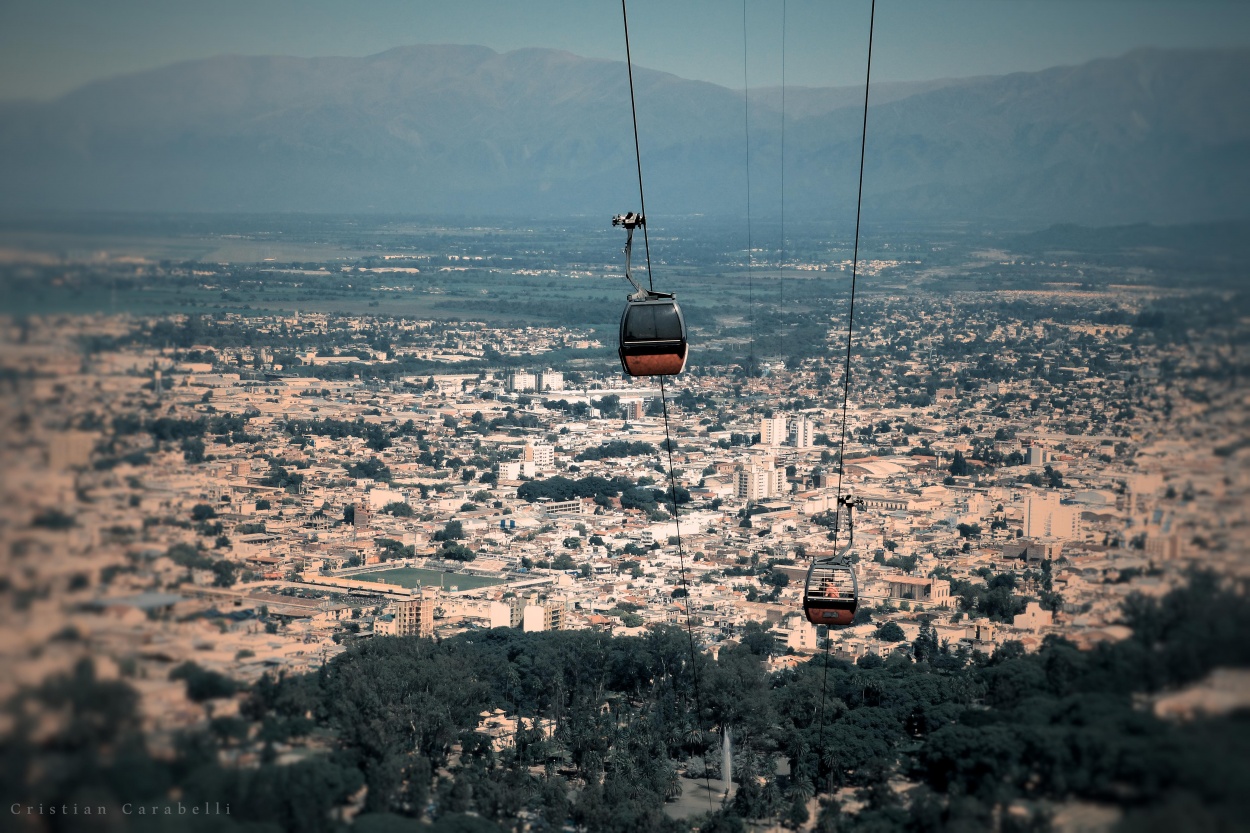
[{"x1": 0, "y1": 44, "x2": 1246, "y2": 225}]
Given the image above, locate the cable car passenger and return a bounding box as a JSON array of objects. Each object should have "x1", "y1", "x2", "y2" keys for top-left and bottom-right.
[{"x1": 803, "y1": 556, "x2": 858, "y2": 627}]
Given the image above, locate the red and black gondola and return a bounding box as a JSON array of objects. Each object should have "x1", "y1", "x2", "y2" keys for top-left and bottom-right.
[
  {"x1": 612, "y1": 211, "x2": 689, "y2": 378},
  {"x1": 802, "y1": 556, "x2": 859, "y2": 627},
  {"x1": 619, "y1": 295, "x2": 688, "y2": 377}
]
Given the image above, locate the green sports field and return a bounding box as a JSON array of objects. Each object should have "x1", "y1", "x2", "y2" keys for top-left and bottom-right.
[{"x1": 362, "y1": 567, "x2": 506, "y2": 592}]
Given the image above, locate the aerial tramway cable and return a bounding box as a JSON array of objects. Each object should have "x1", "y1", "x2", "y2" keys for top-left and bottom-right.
[
  {"x1": 743, "y1": 0, "x2": 756, "y2": 361},
  {"x1": 620, "y1": 2, "x2": 653, "y2": 293},
  {"x1": 616, "y1": 2, "x2": 687, "y2": 378},
  {"x1": 779, "y1": 0, "x2": 787, "y2": 359},
  {"x1": 815, "y1": 0, "x2": 876, "y2": 790},
  {"x1": 619, "y1": 0, "x2": 715, "y2": 811}
]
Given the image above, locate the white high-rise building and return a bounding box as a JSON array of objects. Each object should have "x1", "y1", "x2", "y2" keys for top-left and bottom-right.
[
  {"x1": 525, "y1": 442, "x2": 555, "y2": 472},
  {"x1": 791, "y1": 417, "x2": 815, "y2": 449},
  {"x1": 1024, "y1": 493, "x2": 1081, "y2": 540},
  {"x1": 737, "y1": 458, "x2": 780, "y2": 501},
  {"x1": 761, "y1": 416, "x2": 788, "y2": 446},
  {"x1": 509, "y1": 371, "x2": 536, "y2": 392},
  {"x1": 539, "y1": 369, "x2": 564, "y2": 391},
  {"x1": 394, "y1": 588, "x2": 440, "y2": 638}
]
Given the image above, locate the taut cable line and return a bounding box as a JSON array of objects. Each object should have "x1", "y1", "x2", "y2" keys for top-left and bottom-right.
[
  {"x1": 620, "y1": 0, "x2": 654, "y2": 291},
  {"x1": 620, "y1": 0, "x2": 715, "y2": 810},
  {"x1": 743, "y1": 0, "x2": 756, "y2": 362},
  {"x1": 815, "y1": 0, "x2": 876, "y2": 791}
]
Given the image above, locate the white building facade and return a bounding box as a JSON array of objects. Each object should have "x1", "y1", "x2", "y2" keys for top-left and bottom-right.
[
  {"x1": 1024, "y1": 492, "x2": 1081, "y2": 540},
  {"x1": 509, "y1": 371, "x2": 537, "y2": 392},
  {"x1": 760, "y1": 416, "x2": 788, "y2": 446},
  {"x1": 737, "y1": 458, "x2": 781, "y2": 501},
  {"x1": 791, "y1": 416, "x2": 815, "y2": 449}
]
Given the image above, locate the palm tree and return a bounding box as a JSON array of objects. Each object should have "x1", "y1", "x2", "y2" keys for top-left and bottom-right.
[
  {"x1": 787, "y1": 774, "x2": 816, "y2": 802},
  {"x1": 682, "y1": 722, "x2": 705, "y2": 752},
  {"x1": 820, "y1": 746, "x2": 843, "y2": 793},
  {"x1": 849, "y1": 671, "x2": 866, "y2": 704},
  {"x1": 783, "y1": 732, "x2": 809, "y2": 764},
  {"x1": 864, "y1": 678, "x2": 886, "y2": 707},
  {"x1": 662, "y1": 761, "x2": 684, "y2": 801},
  {"x1": 582, "y1": 749, "x2": 604, "y2": 784},
  {"x1": 504, "y1": 664, "x2": 522, "y2": 710},
  {"x1": 761, "y1": 777, "x2": 782, "y2": 813}
]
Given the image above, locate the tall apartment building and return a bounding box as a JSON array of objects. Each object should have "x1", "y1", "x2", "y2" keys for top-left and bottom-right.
[
  {"x1": 542, "y1": 599, "x2": 567, "y2": 631},
  {"x1": 625, "y1": 400, "x2": 646, "y2": 420},
  {"x1": 510, "y1": 593, "x2": 567, "y2": 632},
  {"x1": 508, "y1": 371, "x2": 537, "y2": 392},
  {"x1": 761, "y1": 414, "x2": 814, "y2": 448},
  {"x1": 791, "y1": 416, "x2": 815, "y2": 449},
  {"x1": 525, "y1": 442, "x2": 555, "y2": 472},
  {"x1": 394, "y1": 588, "x2": 440, "y2": 638},
  {"x1": 760, "y1": 416, "x2": 789, "y2": 446},
  {"x1": 538, "y1": 369, "x2": 564, "y2": 391},
  {"x1": 737, "y1": 458, "x2": 781, "y2": 501},
  {"x1": 1024, "y1": 493, "x2": 1081, "y2": 540}
]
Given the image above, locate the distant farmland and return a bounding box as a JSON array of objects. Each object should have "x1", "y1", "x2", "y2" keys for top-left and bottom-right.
[{"x1": 363, "y1": 567, "x2": 506, "y2": 592}]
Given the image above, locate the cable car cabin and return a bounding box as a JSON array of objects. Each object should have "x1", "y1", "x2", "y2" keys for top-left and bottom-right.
[
  {"x1": 802, "y1": 558, "x2": 859, "y2": 627},
  {"x1": 618, "y1": 296, "x2": 688, "y2": 377}
]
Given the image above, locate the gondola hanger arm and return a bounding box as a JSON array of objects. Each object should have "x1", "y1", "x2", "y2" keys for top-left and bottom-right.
[{"x1": 613, "y1": 212, "x2": 671, "y2": 301}]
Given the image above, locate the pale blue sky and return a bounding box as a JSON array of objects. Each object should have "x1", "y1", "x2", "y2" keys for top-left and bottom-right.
[{"x1": 1, "y1": 0, "x2": 1247, "y2": 100}]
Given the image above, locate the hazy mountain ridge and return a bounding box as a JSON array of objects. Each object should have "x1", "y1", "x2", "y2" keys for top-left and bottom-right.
[
  {"x1": 0, "y1": 44, "x2": 1245, "y2": 223},
  {"x1": 1008, "y1": 220, "x2": 1250, "y2": 260}
]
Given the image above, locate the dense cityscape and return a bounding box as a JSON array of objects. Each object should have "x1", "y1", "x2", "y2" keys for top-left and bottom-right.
[
  {"x1": 2, "y1": 218, "x2": 1246, "y2": 831},
  {"x1": 1, "y1": 0, "x2": 1248, "y2": 824}
]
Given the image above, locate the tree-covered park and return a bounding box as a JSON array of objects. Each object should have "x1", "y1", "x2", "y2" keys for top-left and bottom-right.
[{"x1": 3, "y1": 574, "x2": 1248, "y2": 832}]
